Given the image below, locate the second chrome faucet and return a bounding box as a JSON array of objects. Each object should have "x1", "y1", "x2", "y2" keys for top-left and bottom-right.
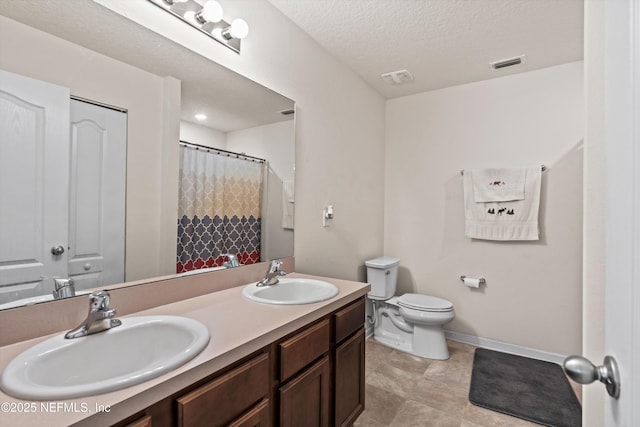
[
  {"x1": 257, "y1": 260, "x2": 287, "y2": 287},
  {"x1": 65, "y1": 291, "x2": 121, "y2": 339}
]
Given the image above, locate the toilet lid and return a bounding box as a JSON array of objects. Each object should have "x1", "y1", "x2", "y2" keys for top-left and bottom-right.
[{"x1": 397, "y1": 294, "x2": 453, "y2": 312}]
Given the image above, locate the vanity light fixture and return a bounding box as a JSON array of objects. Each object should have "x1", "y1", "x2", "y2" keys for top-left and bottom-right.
[
  {"x1": 194, "y1": 113, "x2": 207, "y2": 121},
  {"x1": 149, "y1": 0, "x2": 249, "y2": 54}
]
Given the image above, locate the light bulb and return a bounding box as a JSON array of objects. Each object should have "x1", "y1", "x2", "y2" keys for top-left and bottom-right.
[
  {"x1": 229, "y1": 18, "x2": 249, "y2": 39},
  {"x1": 195, "y1": 0, "x2": 223, "y2": 24},
  {"x1": 222, "y1": 18, "x2": 249, "y2": 40}
]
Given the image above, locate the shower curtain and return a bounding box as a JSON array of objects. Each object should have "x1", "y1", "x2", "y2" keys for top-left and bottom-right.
[{"x1": 177, "y1": 145, "x2": 264, "y2": 273}]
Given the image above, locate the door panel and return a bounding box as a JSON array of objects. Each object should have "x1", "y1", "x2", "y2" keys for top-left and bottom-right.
[
  {"x1": 68, "y1": 99, "x2": 126, "y2": 288},
  {"x1": 0, "y1": 69, "x2": 69, "y2": 297},
  {"x1": 603, "y1": 0, "x2": 639, "y2": 425}
]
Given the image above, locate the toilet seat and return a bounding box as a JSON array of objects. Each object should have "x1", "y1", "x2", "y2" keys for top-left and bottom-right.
[{"x1": 397, "y1": 293, "x2": 453, "y2": 312}]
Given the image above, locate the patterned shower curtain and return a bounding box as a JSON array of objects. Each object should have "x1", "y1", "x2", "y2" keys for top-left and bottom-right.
[{"x1": 177, "y1": 145, "x2": 264, "y2": 273}]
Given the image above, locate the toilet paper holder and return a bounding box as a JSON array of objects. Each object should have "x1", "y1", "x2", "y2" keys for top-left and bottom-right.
[{"x1": 460, "y1": 275, "x2": 486, "y2": 286}]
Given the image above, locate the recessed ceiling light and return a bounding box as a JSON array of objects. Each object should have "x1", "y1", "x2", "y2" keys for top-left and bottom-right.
[{"x1": 194, "y1": 113, "x2": 207, "y2": 121}]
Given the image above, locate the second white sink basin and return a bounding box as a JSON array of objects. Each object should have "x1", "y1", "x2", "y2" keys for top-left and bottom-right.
[
  {"x1": 243, "y1": 278, "x2": 339, "y2": 305},
  {"x1": 0, "y1": 315, "x2": 210, "y2": 400}
]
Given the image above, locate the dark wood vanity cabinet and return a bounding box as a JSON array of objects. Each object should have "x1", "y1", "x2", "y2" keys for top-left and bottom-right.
[
  {"x1": 278, "y1": 319, "x2": 331, "y2": 426},
  {"x1": 333, "y1": 298, "x2": 366, "y2": 427},
  {"x1": 114, "y1": 296, "x2": 366, "y2": 427}
]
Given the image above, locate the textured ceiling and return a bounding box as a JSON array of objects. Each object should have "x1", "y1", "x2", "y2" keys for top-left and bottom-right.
[
  {"x1": 0, "y1": 0, "x2": 294, "y2": 132},
  {"x1": 1, "y1": 0, "x2": 584, "y2": 122},
  {"x1": 267, "y1": 0, "x2": 584, "y2": 98}
]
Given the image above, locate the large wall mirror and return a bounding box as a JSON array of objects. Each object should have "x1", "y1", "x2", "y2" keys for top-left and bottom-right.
[{"x1": 0, "y1": 1, "x2": 294, "y2": 310}]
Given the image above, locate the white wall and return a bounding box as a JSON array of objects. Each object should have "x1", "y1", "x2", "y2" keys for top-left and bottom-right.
[
  {"x1": 385, "y1": 62, "x2": 584, "y2": 356},
  {"x1": 97, "y1": 0, "x2": 387, "y2": 282},
  {"x1": 227, "y1": 120, "x2": 295, "y2": 260},
  {"x1": 180, "y1": 121, "x2": 227, "y2": 149},
  {"x1": 0, "y1": 15, "x2": 180, "y2": 282}
]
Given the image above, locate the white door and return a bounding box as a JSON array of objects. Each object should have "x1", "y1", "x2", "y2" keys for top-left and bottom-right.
[
  {"x1": 602, "y1": 0, "x2": 639, "y2": 424},
  {"x1": 68, "y1": 99, "x2": 126, "y2": 289},
  {"x1": 0, "y1": 69, "x2": 70, "y2": 299}
]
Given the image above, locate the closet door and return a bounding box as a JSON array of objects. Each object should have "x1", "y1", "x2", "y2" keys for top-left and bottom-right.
[
  {"x1": 0, "y1": 69, "x2": 70, "y2": 298},
  {"x1": 68, "y1": 99, "x2": 126, "y2": 289}
]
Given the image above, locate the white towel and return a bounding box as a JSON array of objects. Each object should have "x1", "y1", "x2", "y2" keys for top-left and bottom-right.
[
  {"x1": 282, "y1": 180, "x2": 294, "y2": 229},
  {"x1": 470, "y1": 168, "x2": 526, "y2": 202},
  {"x1": 463, "y1": 167, "x2": 542, "y2": 241}
]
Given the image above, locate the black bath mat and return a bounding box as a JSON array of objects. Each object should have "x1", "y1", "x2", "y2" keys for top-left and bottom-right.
[{"x1": 469, "y1": 348, "x2": 581, "y2": 427}]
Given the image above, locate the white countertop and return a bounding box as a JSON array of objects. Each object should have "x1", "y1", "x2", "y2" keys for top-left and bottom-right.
[{"x1": 0, "y1": 273, "x2": 369, "y2": 426}]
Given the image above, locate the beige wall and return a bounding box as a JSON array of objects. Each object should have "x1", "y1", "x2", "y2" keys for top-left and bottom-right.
[
  {"x1": 384, "y1": 62, "x2": 584, "y2": 356},
  {"x1": 97, "y1": 0, "x2": 387, "y2": 281},
  {"x1": 0, "y1": 15, "x2": 180, "y2": 282},
  {"x1": 582, "y1": 0, "x2": 605, "y2": 424}
]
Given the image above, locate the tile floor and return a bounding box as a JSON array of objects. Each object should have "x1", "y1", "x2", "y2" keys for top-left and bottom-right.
[{"x1": 353, "y1": 338, "x2": 582, "y2": 427}]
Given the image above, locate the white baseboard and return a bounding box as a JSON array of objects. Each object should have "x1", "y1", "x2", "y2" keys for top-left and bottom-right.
[{"x1": 444, "y1": 330, "x2": 568, "y2": 365}]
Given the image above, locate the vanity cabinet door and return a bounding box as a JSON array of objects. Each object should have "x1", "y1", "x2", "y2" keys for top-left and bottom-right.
[
  {"x1": 279, "y1": 355, "x2": 330, "y2": 427},
  {"x1": 176, "y1": 352, "x2": 270, "y2": 427},
  {"x1": 228, "y1": 398, "x2": 270, "y2": 427},
  {"x1": 334, "y1": 328, "x2": 365, "y2": 426}
]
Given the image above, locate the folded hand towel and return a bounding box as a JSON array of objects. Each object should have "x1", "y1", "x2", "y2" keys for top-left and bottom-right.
[
  {"x1": 470, "y1": 168, "x2": 526, "y2": 202},
  {"x1": 463, "y1": 167, "x2": 542, "y2": 241},
  {"x1": 282, "y1": 181, "x2": 294, "y2": 230}
]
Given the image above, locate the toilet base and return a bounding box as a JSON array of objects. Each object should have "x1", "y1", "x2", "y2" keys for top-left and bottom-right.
[{"x1": 371, "y1": 300, "x2": 451, "y2": 360}]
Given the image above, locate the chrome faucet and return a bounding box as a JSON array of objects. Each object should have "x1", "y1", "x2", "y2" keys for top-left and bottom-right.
[
  {"x1": 222, "y1": 253, "x2": 240, "y2": 268},
  {"x1": 257, "y1": 260, "x2": 287, "y2": 287},
  {"x1": 65, "y1": 291, "x2": 122, "y2": 339},
  {"x1": 52, "y1": 278, "x2": 75, "y2": 300}
]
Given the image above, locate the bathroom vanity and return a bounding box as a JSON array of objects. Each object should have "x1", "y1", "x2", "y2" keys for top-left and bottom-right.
[
  {"x1": 117, "y1": 296, "x2": 365, "y2": 427},
  {"x1": 0, "y1": 270, "x2": 368, "y2": 427}
]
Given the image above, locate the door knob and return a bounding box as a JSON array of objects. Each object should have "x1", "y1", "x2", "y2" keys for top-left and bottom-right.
[
  {"x1": 563, "y1": 355, "x2": 621, "y2": 399},
  {"x1": 51, "y1": 245, "x2": 65, "y2": 256}
]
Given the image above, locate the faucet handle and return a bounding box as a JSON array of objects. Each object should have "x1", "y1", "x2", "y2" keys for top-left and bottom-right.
[
  {"x1": 222, "y1": 253, "x2": 240, "y2": 268},
  {"x1": 89, "y1": 290, "x2": 111, "y2": 312},
  {"x1": 270, "y1": 259, "x2": 283, "y2": 270},
  {"x1": 52, "y1": 278, "x2": 75, "y2": 300},
  {"x1": 54, "y1": 278, "x2": 74, "y2": 291}
]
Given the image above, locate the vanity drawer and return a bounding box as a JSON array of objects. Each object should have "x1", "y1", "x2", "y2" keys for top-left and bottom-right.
[
  {"x1": 177, "y1": 352, "x2": 270, "y2": 427},
  {"x1": 279, "y1": 318, "x2": 330, "y2": 382},
  {"x1": 334, "y1": 297, "x2": 365, "y2": 344}
]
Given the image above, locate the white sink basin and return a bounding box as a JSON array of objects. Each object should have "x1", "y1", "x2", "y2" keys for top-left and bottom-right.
[
  {"x1": 243, "y1": 278, "x2": 339, "y2": 305},
  {"x1": 0, "y1": 315, "x2": 210, "y2": 400}
]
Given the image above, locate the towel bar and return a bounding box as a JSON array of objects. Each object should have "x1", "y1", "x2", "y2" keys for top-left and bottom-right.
[{"x1": 460, "y1": 165, "x2": 546, "y2": 176}]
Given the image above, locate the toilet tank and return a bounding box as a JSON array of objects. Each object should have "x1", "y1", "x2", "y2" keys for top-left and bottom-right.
[{"x1": 365, "y1": 257, "x2": 400, "y2": 300}]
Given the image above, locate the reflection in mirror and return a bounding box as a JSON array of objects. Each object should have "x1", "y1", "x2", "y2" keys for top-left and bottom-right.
[{"x1": 0, "y1": 1, "x2": 295, "y2": 310}]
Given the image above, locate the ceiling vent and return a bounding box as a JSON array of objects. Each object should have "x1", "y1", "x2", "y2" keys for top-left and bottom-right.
[
  {"x1": 381, "y1": 69, "x2": 414, "y2": 85},
  {"x1": 490, "y1": 55, "x2": 526, "y2": 70}
]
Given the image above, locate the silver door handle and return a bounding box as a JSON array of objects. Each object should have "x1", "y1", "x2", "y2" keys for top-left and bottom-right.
[
  {"x1": 51, "y1": 245, "x2": 65, "y2": 256},
  {"x1": 563, "y1": 355, "x2": 621, "y2": 399}
]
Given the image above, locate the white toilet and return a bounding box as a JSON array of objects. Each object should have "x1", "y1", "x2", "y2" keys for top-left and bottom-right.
[{"x1": 366, "y1": 257, "x2": 455, "y2": 360}]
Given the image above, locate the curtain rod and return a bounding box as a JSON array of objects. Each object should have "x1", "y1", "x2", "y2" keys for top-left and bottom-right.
[
  {"x1": 460, "y1": 165, "x2": 546, "y2": 176},
  {"x1": 179, "y1": 141, "x2": 266, "y2": 163}
]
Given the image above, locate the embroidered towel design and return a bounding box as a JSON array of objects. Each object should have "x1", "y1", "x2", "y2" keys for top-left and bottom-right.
[
  {"x1": 463, "y1": 167, "x2": 542, "y2": 241},
  {"x1": 470, "y1": 168, "x2": 526, "y2": 202}
]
